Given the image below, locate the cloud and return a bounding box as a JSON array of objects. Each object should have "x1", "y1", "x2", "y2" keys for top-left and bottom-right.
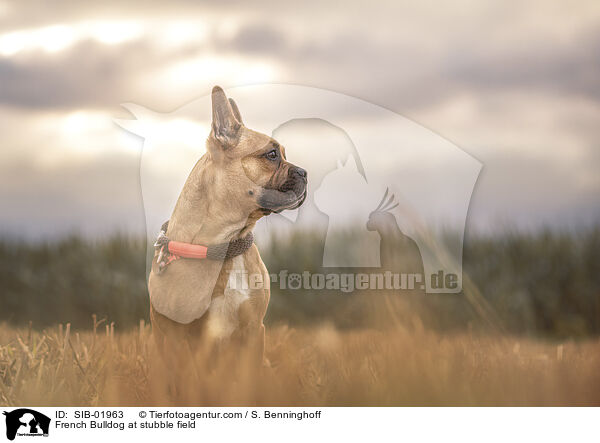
[
  {"x1": 441, "y1": 32, "x2": 600, "y2": 102},
  {"x1": 0, "y1": 0, "x2": 599, "y2": 238},
  {"x1": 226, "y1": 23, "x2": 287, "y2": 54},
  {"x1": 2, "y1": 3, "x2": 599, "y2": 112},
  {"x1": 0, "y1": 39, "x2": 198, "y2": 109}
]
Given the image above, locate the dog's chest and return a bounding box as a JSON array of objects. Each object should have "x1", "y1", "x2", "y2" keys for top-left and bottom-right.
[{"x1": 206, "y1": 255, "x2": 250, "y2": 339}]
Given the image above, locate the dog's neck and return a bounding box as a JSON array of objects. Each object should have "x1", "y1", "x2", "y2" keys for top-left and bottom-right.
[
  {"x1": 168, "y1": 218, "x2": 251, "y2": 245},
  {"x1": 168, "y1": 212, "x2": 259, "y2": 246},
  {"x1": 166, "y1": 156, "x2": 260, "y2": 245}
]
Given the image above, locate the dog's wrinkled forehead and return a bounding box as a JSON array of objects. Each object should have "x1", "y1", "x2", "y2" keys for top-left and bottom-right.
[
  {"x1": 239, "y1": 132, "x2": 286, "y2": 158},
  {"x1": 238, "y1": 130, "x2": 278, "y2": 155}
]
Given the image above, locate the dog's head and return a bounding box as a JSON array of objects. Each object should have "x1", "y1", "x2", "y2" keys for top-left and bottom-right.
[{"x1": 207, "y1": 86, "x2": 307, "y2": 214}]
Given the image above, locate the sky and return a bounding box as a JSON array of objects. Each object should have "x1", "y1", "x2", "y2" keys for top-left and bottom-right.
[{"x1": 0, "y1": 0, "x2": 599, "y2": 239}]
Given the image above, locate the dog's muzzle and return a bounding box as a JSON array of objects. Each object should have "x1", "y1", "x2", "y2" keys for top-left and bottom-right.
[{"x1": 259, "y1": 166, "x2": 307, "y2": 213}]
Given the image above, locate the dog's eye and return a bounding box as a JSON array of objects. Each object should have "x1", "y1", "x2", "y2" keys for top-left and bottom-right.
[{"x1": 265, "y1": 149, "x2": 279, "y2": 161}]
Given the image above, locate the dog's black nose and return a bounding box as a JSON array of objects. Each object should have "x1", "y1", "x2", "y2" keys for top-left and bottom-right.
[{"x1": 292, "y1": 167, "x2": 307, "y2": 179}]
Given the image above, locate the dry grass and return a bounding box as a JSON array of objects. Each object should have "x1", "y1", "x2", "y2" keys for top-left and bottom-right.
[{"x1": 1, "y1": 318, "x2": 599, "y2": 407}]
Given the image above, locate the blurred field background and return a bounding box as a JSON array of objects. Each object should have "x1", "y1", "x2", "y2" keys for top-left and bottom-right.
[
  {"x1": 1, "y1": 228, "x2": 599, "y2": 336},
  {"x1": 1, "y1": 227, "x2": 599, "y2": 406}
]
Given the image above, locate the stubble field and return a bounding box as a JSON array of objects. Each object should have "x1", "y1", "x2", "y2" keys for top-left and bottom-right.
[{"x1": 1, "y1": 319, "x2": 599, "y2": 406}]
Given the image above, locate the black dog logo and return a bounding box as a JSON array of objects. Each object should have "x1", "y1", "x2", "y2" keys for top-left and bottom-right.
[{"x1": 2, "y1": 409, "x2": 50, "y2": 440}]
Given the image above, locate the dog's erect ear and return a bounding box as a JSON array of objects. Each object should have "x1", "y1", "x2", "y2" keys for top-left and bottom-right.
[
  {"x1": 228, "y1": 98, "x2": 243, "y2": 125},
  {"x1": 211, "y1": 86, "x2": 242, "y2": 148}
]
